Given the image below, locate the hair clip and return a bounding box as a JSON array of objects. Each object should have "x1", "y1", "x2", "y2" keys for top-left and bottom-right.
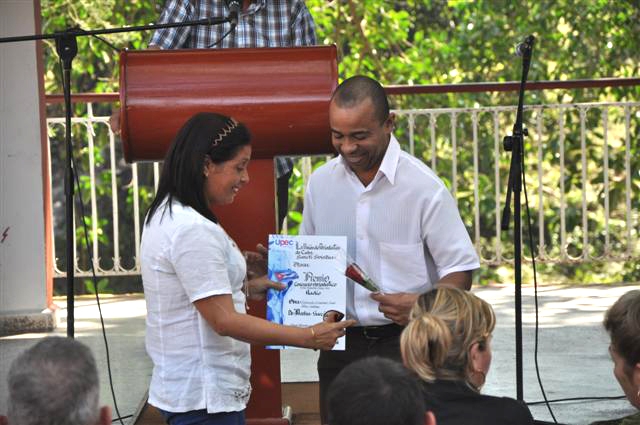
[{"x1": 212, "y1": 118, "x2": 239, "y2": 147}]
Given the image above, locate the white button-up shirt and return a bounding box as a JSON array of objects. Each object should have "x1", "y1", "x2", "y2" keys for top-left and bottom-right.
[
  {"x1": 141, "y1": 199, "x2": 251, "y2": 413},
  {"x1": 301, "y1": 135, "x2": 480, "y2": 326}
]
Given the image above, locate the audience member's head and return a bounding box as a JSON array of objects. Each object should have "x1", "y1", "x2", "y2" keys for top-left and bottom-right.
[
  {"x1": 327, "y1": 356, "x2": 435, "y2": 425},
  {"x1": 401, "y1": 286, "x2": 496, "y2": 391},
  {"x1": 6, "y1": 337, "x2": 111, "y2": 425},
  {"x1": 604, "y1": 289, "x2": 640, "y2": 409}
]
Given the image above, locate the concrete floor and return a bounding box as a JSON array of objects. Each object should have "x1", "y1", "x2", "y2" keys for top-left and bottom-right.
[{"x1": 1, "y1": 284, "x2": 639, "y2": 425}]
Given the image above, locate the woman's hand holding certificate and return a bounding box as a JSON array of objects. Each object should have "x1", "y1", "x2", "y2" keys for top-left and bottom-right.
[
  {"x1": 244, "y1": 243, "x2": 269, "y2": 279},
  {"x1": 308, "y1": 320, "x2": 357, "y2": 350},
  {"x1": 246, "y1": 275, "x2": 286, "y2": 301},
  {"x1": 244, "y1": 243, "x2": 285, "y2": 301}
]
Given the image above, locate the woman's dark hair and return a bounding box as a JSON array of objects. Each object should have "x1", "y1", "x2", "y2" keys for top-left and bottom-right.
[{"x1": 145, "y1": 112, "x2": 251, "y2": 224}]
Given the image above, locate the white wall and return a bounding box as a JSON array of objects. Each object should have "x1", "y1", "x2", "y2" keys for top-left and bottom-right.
[{"x1": 0, "y1": 0, "x2": 47, "y2": 315}]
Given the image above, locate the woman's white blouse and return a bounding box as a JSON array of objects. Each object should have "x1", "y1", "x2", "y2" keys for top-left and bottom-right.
[{"x1": 141, "y1": 199, "x2": 250, "y2": 413}]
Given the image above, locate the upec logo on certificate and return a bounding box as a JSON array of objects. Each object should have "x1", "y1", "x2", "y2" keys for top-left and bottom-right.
[{"x1": 266, "y1": 234, "x2": 347, "y2": 350}]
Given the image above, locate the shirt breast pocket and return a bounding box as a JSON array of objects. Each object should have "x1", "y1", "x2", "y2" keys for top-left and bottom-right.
[{"x1": 379, "y1": 242, "x2": 429, "y2": 294}]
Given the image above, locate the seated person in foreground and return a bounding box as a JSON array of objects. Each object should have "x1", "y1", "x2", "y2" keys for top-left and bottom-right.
[
  {"x1": 327, "y1": 356, "x2": 436, "y2": 425},
  {"x1": 3, "y1": 336, "x2": 111, "y2": 425},
  {"x1": 401, "y1": 286, "x2": 534, "y2": 425},
  {"x1": 591, "y1": 290, "x2": 640, "y2": 425}
]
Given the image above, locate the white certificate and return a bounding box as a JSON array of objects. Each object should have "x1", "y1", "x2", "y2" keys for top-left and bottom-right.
[{"x1": 266, "y1": 234, "x2": 347, "y2": 350}]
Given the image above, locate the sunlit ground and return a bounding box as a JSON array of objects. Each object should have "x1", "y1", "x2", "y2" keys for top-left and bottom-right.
[{"x1": 2, "y1": 285, "x2": 640, "y2": 424}]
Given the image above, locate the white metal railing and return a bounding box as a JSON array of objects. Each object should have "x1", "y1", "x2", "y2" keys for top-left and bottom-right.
[
  {"x1": 47, "y1": 105, "x2": 147, "y2": 276},
  {"x1": 392, "y1": 102, "x2": 639, "y2": 265},
  {"x1": 47, "y1": 101, "x2": 640, "y2": 277}
]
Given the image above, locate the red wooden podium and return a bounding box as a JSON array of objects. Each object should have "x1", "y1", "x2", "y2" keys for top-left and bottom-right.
[{"x1": 119, "y1": 46, "x2": 338, "y2": 423}]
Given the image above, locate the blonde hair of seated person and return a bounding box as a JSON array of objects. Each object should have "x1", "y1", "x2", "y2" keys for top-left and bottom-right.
[{"x1": 401, "y1": 286, "x2": 496, "y2": 391}]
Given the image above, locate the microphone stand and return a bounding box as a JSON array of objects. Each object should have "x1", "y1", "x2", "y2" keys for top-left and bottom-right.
[
  {"x1": 501, "y1": 34, "x2": 535, "y2": 402},
  {"x1": 0, "y1": 16, "x2": 231, "y2": 338}
]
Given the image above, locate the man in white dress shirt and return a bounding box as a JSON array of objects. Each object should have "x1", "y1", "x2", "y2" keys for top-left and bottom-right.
[{"x1": 300, "y1": 75, "x2": 480, "y2": 423}]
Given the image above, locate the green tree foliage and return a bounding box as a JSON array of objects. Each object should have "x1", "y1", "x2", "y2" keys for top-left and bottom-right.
[
  {"x1": 41, "y1": 1, "x2": 639, "y2": 290},
  {"x1": 42, "y1": 1, "x2": 639, "y2": 95},
  {"x1": 303, "y1": 0, "x2": 640, "y2": 284},
  {"x1": 41, "y1": 0, "x2": 162, "y2": 293},
  {"x1": 41, "y1": 0, "x2": 161, "y2": 95},
  {"x1": 308, "y1": 1, "x2": 639, "y2": 85}
]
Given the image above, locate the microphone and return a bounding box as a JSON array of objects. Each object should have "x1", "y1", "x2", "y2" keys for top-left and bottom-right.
[
  {"x1": 515, "y1": 35, "x2": 535, "y2": 57},
  {"x1": 225, "y1": 0, "x2": 241, "y2": 27}
]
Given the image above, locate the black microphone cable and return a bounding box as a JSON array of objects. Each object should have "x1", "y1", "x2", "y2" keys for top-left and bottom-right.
[
  {"x1": 527, "y1": 395, "x2": 626, "y2": 406},
  {"x1": 206, "y1": 24, "x2": 235, "y2": 48},
  {"x1": 206, "y1": 0, "x2": 239, "y2": 48},
  {"x1": 522, "y1": 130, "x2": 557, "y2": 423},
  {"x1": 71, "y1": 149, "x2": 127, "y2": 425},
  {"x1": 57, "y1": 57, "x2": 126, "y2": 425}
]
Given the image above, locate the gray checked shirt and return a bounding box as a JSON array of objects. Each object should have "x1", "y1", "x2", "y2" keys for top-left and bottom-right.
[{"x1": 150, "y1": 0, "x2": 317, "y2": 177}]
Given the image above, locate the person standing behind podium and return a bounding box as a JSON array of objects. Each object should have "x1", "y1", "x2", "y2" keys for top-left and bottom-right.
[
  {"x1": 141, "y1": 112, "x2": 354, "y2": 425},
  {"x1": 299, "y1": 75, "x2": 480, "y2": 423},
  {"x1": 148, "y1": 0, "x2": 317, "y2": 228}
]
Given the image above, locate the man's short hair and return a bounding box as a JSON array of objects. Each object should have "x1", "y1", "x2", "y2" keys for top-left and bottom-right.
[
  {"x1": 7, "y1": 337, "x2": 101, "y2": 425},
  {"x1": 327, "y1": 357, "x2": 426, "y2": 425},
  {"x1": 330, "y1": 75, "x2": 390, "y2": 124}
]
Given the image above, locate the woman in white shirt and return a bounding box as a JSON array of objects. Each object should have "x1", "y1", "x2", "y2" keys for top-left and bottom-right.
[{"x1": 141, "y1": 112, "x2": 354, "y2": 425}]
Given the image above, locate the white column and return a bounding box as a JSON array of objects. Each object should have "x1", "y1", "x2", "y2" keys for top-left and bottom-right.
[{"x1": 0, "y1": 1, "x2": 51, "y2": 329}]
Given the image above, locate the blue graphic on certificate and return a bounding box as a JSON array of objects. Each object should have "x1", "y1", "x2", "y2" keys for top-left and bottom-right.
[{"x1": 266, "y1": 234, "x2": 347, "y2": 350}]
